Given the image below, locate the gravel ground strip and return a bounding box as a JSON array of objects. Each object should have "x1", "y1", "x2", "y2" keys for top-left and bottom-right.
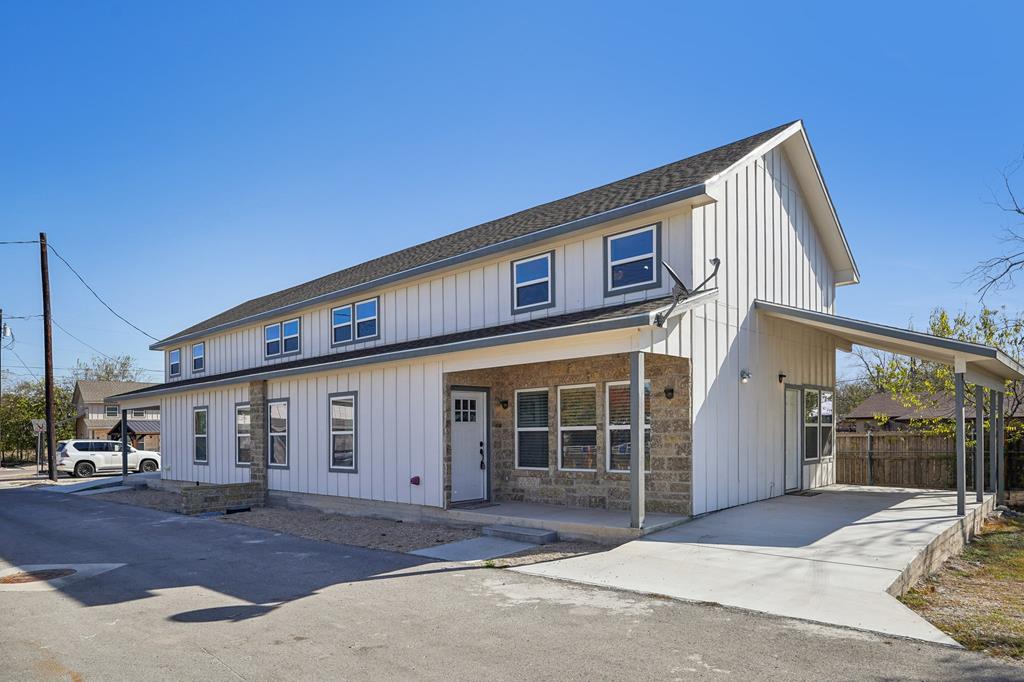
[
  {"x1": 220, "y1": 507, "x2": 480, "y2": 553},
  {"x1": 85, "y1": 489, "x2": 612, "y2": 566}
]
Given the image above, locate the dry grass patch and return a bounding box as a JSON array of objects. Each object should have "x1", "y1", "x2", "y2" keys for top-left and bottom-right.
[
  {"x1": 902, "y1": 515, "x2": 1024, "y2": 662},
  {"x1": 220, "y1": 507, "x2": 479, "y2": 553},
  {"x1": 91, "y1": 488, "x2": 182, "y2": 513}
]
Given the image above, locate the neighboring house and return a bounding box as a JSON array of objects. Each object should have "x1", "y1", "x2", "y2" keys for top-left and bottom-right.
[
  {"x1": 107, "y1": 418, "x2": 162, "y2": 451},
  {"x1": 73, "y1": 380, "x2": 160, "y2": 449},
  {"x1": 109, "y1": 121, "x2": 1023, "y2": 524},
  {"x1": 842, "y1": 392, "x2": 1021, "y2": 433}
]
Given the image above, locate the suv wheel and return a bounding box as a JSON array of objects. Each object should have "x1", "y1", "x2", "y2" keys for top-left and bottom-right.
[
  {"x1": 74, "y1": 461, "x2": 95, "y2": 478},
  {"x1": 139, "y1": 459, "x2": 158, "y2": 473}
]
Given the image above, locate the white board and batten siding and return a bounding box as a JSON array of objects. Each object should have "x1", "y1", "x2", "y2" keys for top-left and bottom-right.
[
  {"x1": 161, "y1": 384, "x2": 251, "y2": 485},
  {"x1": 164, "y1": 208, "x2": 696, "y2": 383},
  {"x1": 646, "y1": 147, "x2": 839, "y2": 515}
]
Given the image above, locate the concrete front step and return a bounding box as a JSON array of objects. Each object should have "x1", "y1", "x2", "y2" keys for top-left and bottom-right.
[{"x1": 482, "y1": 524, "x2": 558, "y2": 545}]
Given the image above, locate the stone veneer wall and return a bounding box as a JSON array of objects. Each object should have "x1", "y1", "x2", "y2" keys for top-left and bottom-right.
[{"x1": 444, "y1": 353, "x2": 691, "y2": 515}]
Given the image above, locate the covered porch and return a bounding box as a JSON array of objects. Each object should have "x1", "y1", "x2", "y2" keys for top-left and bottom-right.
[{"x1": 757, "y1": 300, "x2": 1024, "y2": 515}]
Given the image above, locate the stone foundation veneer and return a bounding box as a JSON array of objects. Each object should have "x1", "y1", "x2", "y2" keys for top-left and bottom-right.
[
  {"x1": 248, "y1": 379, "x2": 268, "y2": 505},
  {"x1": 445, "y1": 353, "x2": 692, "y2": 515}
]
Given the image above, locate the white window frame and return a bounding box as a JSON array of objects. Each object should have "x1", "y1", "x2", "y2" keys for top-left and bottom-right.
[
  {"x1": 514, "y1": 388, "x2": 549, "y2": 470},
  {"x1": 605, "y1": 223, "x2": 660, "y2": 295},
  {"x1": 267, "y1": 398, "x2": 289, "y2": 468},
  {"x1": 191, "y1": 342, "x2": 205, "y2": 373},
  {"x1": 557, "y1": 383, "x2": 598, "y2": 472},
  {"x1": 193, "y1": 406, "x2": 208, "y2": 464},
  {"x1": 105, "y1": 404, "x2": 119, "y2": 418},
  {"x1": 235, "y1": 403, "x2": 251, "y2": 466},
  {"x1": 331, "y1": 297, "x2": 380, "y2": 346},
  {"x1": 168, "y1": 348, "x2": 181, "y2": 377},
  {"x1": 328, "y1": 393, "x2": 358, "y2": 472},
  {"x1": 132, "y1": 408, "x2": 146, "y2": 418},
  {"x1": 605, "y1": 381, "x2": 652, "y2": 473},
  {"x1": 511, "y1": 252, "x2": 554, "y2": 314}
]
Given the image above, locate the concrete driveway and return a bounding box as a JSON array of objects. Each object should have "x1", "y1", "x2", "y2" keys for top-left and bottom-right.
[
  {"x1": 520, "y1": 486, "x2": 990, "y2": 643},
  {"x1": 1, "y1": 487, "x2": 1019, "y2": 680}
]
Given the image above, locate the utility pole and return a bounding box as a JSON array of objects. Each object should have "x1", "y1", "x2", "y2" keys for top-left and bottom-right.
[{"x1": 40, "y1": 233, "x2": 57, "y2": 482}]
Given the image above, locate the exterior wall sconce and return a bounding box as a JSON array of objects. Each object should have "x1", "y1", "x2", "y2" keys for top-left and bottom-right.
[
  {"x1": 778, "y1": 373, "x2": 787, "y2": 384},
  {"x1": 664, "y1": 387, "x2": 675, "y2": 400},
  {"x1": 740, "y1": 369, "x2": 752, "y2": 384},
  {"x1": 499, "y1": 399, "x2": 509, "y2": 410}
]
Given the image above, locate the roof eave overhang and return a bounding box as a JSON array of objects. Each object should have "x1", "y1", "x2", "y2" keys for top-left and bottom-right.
[
  {"x1": 755, "y1": 300, "x2": 1024, "y2": 389},
  {"x1": 704, "y1": 121, "x2": 860, "y2": 287},
  {"x1": 151, "y1": 183, "x2": 711, "y2": 351},
  {"x1": 124, "y1": 303, "x2": 695, "y2": 401}
]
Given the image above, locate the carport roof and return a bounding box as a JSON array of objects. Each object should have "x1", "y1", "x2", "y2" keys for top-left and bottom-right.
[{"x1": 755, "y1": 300, "x2": 1024, "y2": 390}]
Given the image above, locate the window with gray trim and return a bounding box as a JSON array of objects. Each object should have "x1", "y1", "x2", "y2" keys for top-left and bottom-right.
[
  {"x1": 193, "y1": 407, "x2": 208, "y2": 463},
  {"x1": 332, "y1": 297, "x2": 379, "y2": 345},
  {"x1": 329, "y1": 394, "x2": 357, "y2": 471},
  {"x1": 558, "y1": 385, "x2": 597, "y2": 471},
  {"x1": 512, "y1": 252, "x2": 553, "y2": 313},
  {"x1": 515, "y1": 389, "x2": 549, "y2": 469},
  {"x1": 803, "y1": 388, "x2": 834, "y2": 461},
  {"x1": 169, "y1": 348, "x2": 181, "y2": 377},
  {"x1": 606, "y1": 224, "x2": 659, "y2": 293},
  {"x1": 268, "y1": 399, "x2": 288, "y2": 466},
  {"x1": 236, "y1": 404, "x2": 251, "y2": 465},
  {"x1": 192, "y1": 342, "x2": 205, "y2": 372},
  {"x1": 265, "y1": 318, "x2": 300, "y2": 357},
  {"x1": 606, "y1": 381, "x2": 651, "y2": 472}
]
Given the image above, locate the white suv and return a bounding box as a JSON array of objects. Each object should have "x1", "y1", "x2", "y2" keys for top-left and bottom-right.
[{"x1": 56, "y1": 440, "x2": 161, "y2": 478}]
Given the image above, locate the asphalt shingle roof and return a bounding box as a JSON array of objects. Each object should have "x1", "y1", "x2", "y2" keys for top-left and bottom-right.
[
  {"x1": 76, "y1": 380, "x2": 158, "y2": 403},
  {"x1": 165, "y1": 122, "x2": 794, "y2": 342},
  {"x1": 121, "y1": 295, "x2": 676, "y2": 398}
]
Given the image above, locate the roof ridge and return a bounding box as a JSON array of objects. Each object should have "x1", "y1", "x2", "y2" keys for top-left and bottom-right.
[{"x1": 160, "y1": 121, "x2": 797, "y2": 344}]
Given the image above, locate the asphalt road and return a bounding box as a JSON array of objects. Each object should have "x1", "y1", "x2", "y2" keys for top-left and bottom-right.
[{"x1": 0, "y1": 488, "x2": 1020, "y2": 681}]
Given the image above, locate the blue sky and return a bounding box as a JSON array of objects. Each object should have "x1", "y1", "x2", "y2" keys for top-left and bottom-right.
[{"x1": 2, "y1": 1, "x2": 1022, "y2": 383}]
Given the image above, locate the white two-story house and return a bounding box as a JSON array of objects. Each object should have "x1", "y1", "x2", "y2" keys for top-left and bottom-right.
[{"x1": 110, "y1": 121, "x2": 1022, "y2": 527}]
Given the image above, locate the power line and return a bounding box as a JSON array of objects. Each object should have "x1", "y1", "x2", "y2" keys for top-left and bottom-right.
[
  {"x1": 52, "y1": 318, "x2": 116, "y2": 361},
  {"x1": 0, "y1": 240, "x2": 39, "y2": 245},
  {"x1": 45, "y1": 242, "x2": 160, "y2": 342},
  {"x1": 8, "y1": 346, "x2": 39, "y2": 381}
]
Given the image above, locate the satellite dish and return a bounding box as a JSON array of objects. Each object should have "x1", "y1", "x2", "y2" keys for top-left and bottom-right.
[{"x1": 655, "y1": 257, "x2": 721, "y2": 327}]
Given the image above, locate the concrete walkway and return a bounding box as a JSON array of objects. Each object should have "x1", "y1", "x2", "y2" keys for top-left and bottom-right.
[{"x1": 519, "y1": 486, "x2": 993, "y2": 644}]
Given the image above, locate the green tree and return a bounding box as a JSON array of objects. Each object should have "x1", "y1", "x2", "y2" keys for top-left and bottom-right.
[
  {"x1": 855, "y1": 307, "x2": 1023, "y2": 441},
  {"x1": 72, "y1": 355, "x2": 144, "y2": 382},
  {"x1": 0, "y1": 372, "x2": 76, "y2": 460}
]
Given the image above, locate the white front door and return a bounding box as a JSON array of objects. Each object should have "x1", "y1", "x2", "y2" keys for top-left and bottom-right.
[
  {"x1": 784, "y1": 387, "x2": 802, "y2": 492},
  {"x1": 451, "y1": 390, "x2": 487, "y2": 503}
]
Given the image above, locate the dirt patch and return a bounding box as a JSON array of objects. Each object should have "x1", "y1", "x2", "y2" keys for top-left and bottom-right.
[
  {"x1": 220, "y1": 507, "x2": 480, "y2": 553},
  {"x1": 91, "y1": 488, "x2": 181, "y2": 513},
  {"x1": 901, "y1": 514, "x2": 1024, "y2": 663},
  {"x1": 486, "y1": 541, "x2": 609, "y2": 567}
]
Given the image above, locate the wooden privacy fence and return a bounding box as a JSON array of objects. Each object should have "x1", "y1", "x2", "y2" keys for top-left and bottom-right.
[{"x1": 836, "y1": 432, "x2": 998, "y2": 489}]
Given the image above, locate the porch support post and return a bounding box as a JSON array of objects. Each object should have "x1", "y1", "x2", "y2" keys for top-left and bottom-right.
[
  {"x1": 629, "y1": 351, "x2": 646, "y2": 529},
  {"x1": 997, "y1": 391, "x2": 1006, "y2": 506},
  {"x1": 975, "y1": 384, "x2": 985, "y2": 503},
  {"x1": 954, "y1": 372, "x2": 966, "y2": 517},
  {"x1": 990, "y1": 388, "x2": 998, "y2": 494}
]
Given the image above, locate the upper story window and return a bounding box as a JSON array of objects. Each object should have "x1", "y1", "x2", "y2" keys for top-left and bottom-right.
[
  {"x1": 132, "y1": 408, "x2": 146, "y2": 418},
  {"x1": 605, "y1": 223, "x2": 661, "y2": 295},
  {"x1": 168, "y1": 348, "x2": 181, "y2": 377},
  {"x1": 265, "y1": 318, "x2": 301, "y2": 358},
  {"x1": 332, "y1": 297, "x2": 379, "y2": 346},
  {"x1": 192, "y1": 342, "x2": 205, "y2": 372},
  {"x1": 105, "y1": 404, "x2": 119, "y2": 418},
  {"x1": 512, "y1": 252, "x2": 554, "y2": 314}
]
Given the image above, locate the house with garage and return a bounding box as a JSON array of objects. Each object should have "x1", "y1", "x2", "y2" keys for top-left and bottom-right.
[
  {"x1": 109, "y1": 121, "x2": 1022, "y2": 533},
  {"x1": 73, "y1": 380, "x2": 160, "y2": 449}
]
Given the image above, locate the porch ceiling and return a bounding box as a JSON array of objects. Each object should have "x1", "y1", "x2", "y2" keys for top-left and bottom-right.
[{"x1": 755, "y1": 300, "x2": 1024, "y2": 391}]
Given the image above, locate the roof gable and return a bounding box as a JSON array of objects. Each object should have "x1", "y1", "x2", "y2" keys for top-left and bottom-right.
[
  {"x1": 154, "y1": 122, "x2": 796, "y2": 348},
  {"x1": 703, "y1": 121, "x2": 859, "y2": 286},
  {"x1": 74, "y1": 380, "x2": 158, "y2": 404}
]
